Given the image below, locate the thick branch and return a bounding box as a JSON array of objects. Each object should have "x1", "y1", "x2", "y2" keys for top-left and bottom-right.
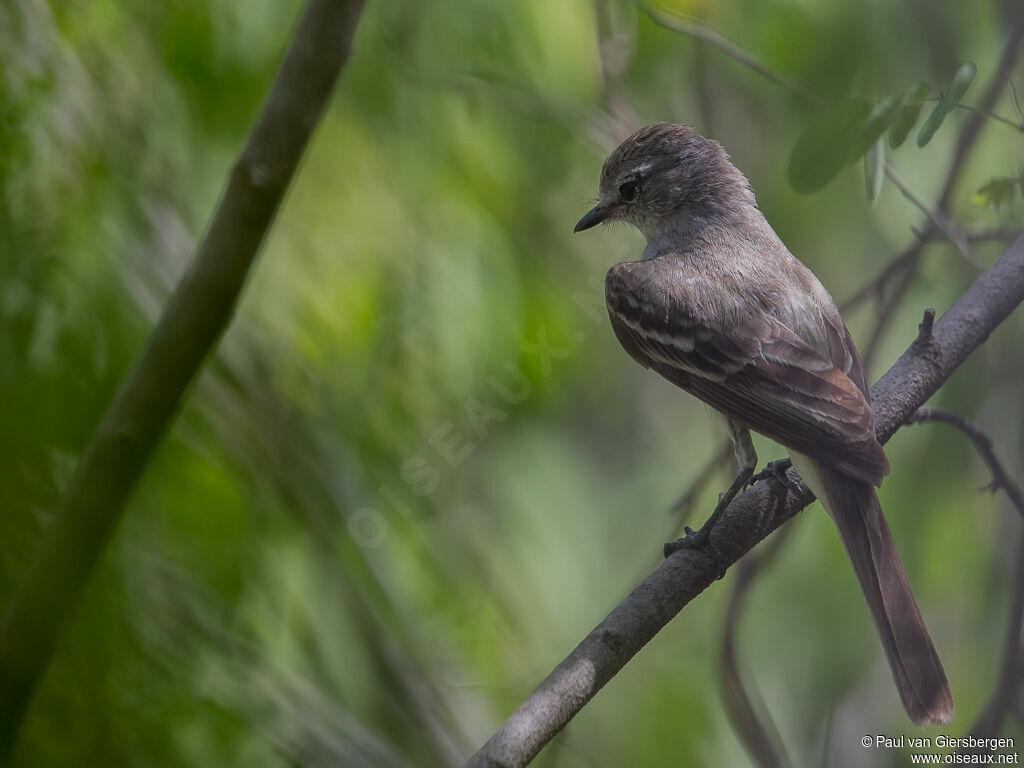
[
  {"x1": 465, "y1": 231, "x2": 1024, "y2": 768},
  {"x1": 0, "y1": 0, "x2": 367, "y2": 752}
]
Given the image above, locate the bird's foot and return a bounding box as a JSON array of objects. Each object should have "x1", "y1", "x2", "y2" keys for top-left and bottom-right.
[
  {"x1": 664, "y1": 523, "x2": 727, "y2": 579},
  {"x1": 664, "y1": 524, "x2": 707, "y2": 555},
  {"x1": 751, "y1": 458, "x2": 801, "y2": 492}
]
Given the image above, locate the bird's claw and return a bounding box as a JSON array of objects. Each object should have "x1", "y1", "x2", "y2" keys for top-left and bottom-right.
[
  {"x1": 664, "y1": 525, "x2": 727, "y2": 580},
  {"x1": 751, "y1": 458, "x2": 801, "y2": 492}
]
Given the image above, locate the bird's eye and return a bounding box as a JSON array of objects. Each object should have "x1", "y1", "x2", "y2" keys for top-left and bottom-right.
[{"x1": 618, "y1": 180, "x2": 639, "y2": 202}]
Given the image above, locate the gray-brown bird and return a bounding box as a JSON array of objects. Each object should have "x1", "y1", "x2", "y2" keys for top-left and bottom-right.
[{"x1": 574, "y1": 122, "x2": 953, "y2": 726}]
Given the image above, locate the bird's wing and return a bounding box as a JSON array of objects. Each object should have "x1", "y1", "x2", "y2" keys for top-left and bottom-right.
[{"x1": 605, "y1": 259, "x2": 889, "y2": 485}]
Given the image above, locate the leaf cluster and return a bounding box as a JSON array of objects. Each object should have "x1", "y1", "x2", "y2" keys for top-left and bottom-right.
[{"x1": 788, "y1": 62, "x2": 978, "y2": 202}]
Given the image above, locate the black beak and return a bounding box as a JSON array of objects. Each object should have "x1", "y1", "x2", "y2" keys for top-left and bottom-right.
[{"x1": 573, "y1": 204, "x2": 614, "y2": 233}]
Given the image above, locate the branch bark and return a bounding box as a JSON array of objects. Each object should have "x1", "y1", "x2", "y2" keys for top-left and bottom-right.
[
  {"x1": 0, "y1": 0, "x2": 367, "y2": 753},
  {"x1": 465, "y1": 230, "x2": 1024, "y2": 768}
]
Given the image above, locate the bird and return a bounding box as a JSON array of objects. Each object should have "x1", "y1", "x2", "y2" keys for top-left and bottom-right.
[{"x1": 574, "y1": 122, "x2": 953, "y2": 726}]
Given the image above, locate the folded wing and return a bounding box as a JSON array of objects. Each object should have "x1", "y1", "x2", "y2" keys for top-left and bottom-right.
[{"x1": 606, "y1": 259, "x2": 889, "y2": 486}]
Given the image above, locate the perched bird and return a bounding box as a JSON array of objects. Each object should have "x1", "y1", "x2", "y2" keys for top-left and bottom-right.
[{"x1": 574, "y1": 122, "x2": 953, "y2": 726}]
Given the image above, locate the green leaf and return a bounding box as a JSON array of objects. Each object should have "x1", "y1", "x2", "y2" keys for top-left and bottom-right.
[
  {"x1": 917, "y1": 61, "x2": 977, "y2": 147},
  {"x1": 864, "y1": 137, "x2": 885, "y2": 205},
  {"x1": 916, "y1": 104, "x2": 947, "y2": 147},
  {"x1": 856, "y1": 92, "x2": 904, "y2": 156},
  {"x1": 889, "y1": 82, "x2": 930, "y2": 148},
  {"x1": 971, "y1": 177, "x2": 1018, "y2": 208},
  {"x1": 945, "y1": 60, "x2": 978, "y2": 108},
  {"x1": 788, "y1": 98, "x2": 871, "y2": 194}
]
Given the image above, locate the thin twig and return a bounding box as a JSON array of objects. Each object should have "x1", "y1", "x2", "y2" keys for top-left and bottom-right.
[
  {"x1": 907, "y1": 408, "x2": 1024, "y2": 757},
  {"x1": 0, "y1": 0, "x2": 368, "y2": 754},
  {"x1": 884, "y1": 164, "x2": 976, "y2": 266},
  {"x1": 667, "y1": 440, "x2": 734, "y2": 523},
  {"x1": 841, "y1": 242, "x2": 927, "y2": 313},
  {"x1": 720, "y1": 528, "x2": 794, "y2": 768},
  {"x1": 964, "y1": 226, "x2": 1022, "y2": 244},
  {"x1": 921, "y1": 98, "x2": 1024, "y2": 132},
  {"x1": 841, "y1": 228, "x2": 1021, "y2": 316},
  {"x1": 595, "y1": 0, "x2": 640, "y2": 142},
  {"x1": 639, "y1": 439, "x2": 734, "y2": 579},
  {"x1": 938, "y1": 23, "x2": 1024, "y2": 213},
  {"x1": 959, "y1": 533, "x2": 1024, "y2": 754},
  {"x1": 861, "y1": 250, "x2": 922, "y2": 373},
  {"x1": 692, "y1": 41, "x2": 716, "y2": 134},
  {"x1": 637, "y1": 3, "x2": 823, "y2": 107},
  {"x1": 465, "y1": 232, "x2": 1024, "y2": 768},
  {"x1": 1008, "y1": 76, "x2": 1024, "y2": 127},
  {"x1": 906, "y1": 407, "x2": 1024, "y2": 520}
]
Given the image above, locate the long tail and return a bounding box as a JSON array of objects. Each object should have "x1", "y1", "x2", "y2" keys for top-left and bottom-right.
[{"x1": 790, "y1": 453, "x2": 954, "y2": 726}]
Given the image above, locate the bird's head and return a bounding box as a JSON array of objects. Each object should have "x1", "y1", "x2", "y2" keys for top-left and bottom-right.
[{"x1": 574, "y1": 122, "x2": 754, "y2": 240}]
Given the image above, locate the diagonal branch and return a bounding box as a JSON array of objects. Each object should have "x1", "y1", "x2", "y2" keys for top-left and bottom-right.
[
  {"x1": 465, "y1": 231, "x2": 1024, "y2": 768},
  {"x1": 0, "y1": 0, "x2": 367, "y2": 754}
]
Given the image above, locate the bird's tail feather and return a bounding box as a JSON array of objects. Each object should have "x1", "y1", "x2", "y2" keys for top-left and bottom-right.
[{"x1": 790, "y1": 454, "x2": 954, "y2": 726}]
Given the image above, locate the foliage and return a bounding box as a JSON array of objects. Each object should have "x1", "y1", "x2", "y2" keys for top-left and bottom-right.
[{"x1": 787, "y1": 61, "x2": 980, "y2": 195}]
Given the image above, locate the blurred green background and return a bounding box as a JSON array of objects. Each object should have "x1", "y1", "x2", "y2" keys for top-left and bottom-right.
[{"x1": 2, "y1": 0, "x2": 1023, "y2": 765}]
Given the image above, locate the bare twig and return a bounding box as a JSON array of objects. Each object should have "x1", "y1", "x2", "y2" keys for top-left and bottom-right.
[
  {"x1": 922, "y1": 98, "x2": 1024, "y2": 132},
  {"x1": 960, "y1": 533, "x2": 1024, "y2": 753},
  {"x1": 906, "y1": 407, "x2": 1024, "y2": 520},
  {"x1": 964, "y1": 226, "x2": 1022, "y2": 244},
  {"x1": 465, "y1": 232, "x2": 1024, "y2": 768},
  {"x1": 884, "y1": 165, "x2": 976, "y2": 266},
  {"x1": 1008, "y1": 76, "x2": 1024, "y2": 127},
  {"x1": 720, "y1": 528, "x2": 794, "y2": 768},
  {"x1": 0, "y1": 0, "x2": 367, "y2": 754},
  {"x1": 904, "y1": 406, "x2": 1024, "y2": 756},
  {"x1": 667, "y1": 440, "x2": 734, "y2": 523},
  {"x1": 841, "y1": 241, "x2": 928, "y2": 314},
  {"x1": 841, "y1": 228, "x2": 1021, "y2": 316},
  {"x1": 595, "y1": 0, "x2": 640, "y2": 142},
  {"x1": 861, "y1": 251, "x2": 923, "y2": 373},
  {"x1": 692, "y1": 42, "x2": 716, "y2": 134},
  {"x1": 637, "y1": 3, "x2": 823, "y2": 107},
  {"x1": 639, "y1": 439, "x2": 734, "y2": 578}
]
